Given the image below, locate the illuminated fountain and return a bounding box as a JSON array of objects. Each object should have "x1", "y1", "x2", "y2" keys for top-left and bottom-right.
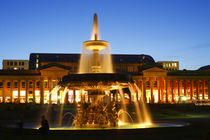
[
  {"x1": 15, "y1": 14, "x2": 186, "y2": 131},
  {"x1": 58, "y1": 13, "x2": 152, "y2": 128},
  {"x1": 79, "y1": 13, "x2": 113, "y2": 74},
  {"x1": 3, "y1": 14, "x2": 186, "y2": 132}
]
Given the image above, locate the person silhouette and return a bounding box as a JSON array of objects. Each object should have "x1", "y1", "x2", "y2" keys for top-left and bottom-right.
[{"x1": 39, "y1": 115, "x2": 49, "y2": 134}]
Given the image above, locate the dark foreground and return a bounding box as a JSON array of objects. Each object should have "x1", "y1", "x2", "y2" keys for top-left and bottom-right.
[
  {"x1": 1, "y1": 122, "x2": 210, "y2": 140},
  {"x1": 1, "y1": 104, "x2": 210, "y2": 140}
]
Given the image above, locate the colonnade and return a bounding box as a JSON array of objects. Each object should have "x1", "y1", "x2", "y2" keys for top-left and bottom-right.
[
  {"x1": 137, "y1": 77, "x2": 210, "y2": 103},
  {"x1": 0, "y1": 78, "x2": 59, "y2": 104},
  {"x1": 0, "y1": 78, "x2": 210, "y2": 104}
]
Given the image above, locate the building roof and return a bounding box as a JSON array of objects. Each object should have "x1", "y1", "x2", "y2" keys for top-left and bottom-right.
[
  {"x1": 29, "y1": 53, "x2": 155, "y2": 69},
  {"x1": 39, "y1": 63, "x2": 71, "y2": 70},
  {"x1": 30, "y1": 53, "x2": 80, "y2": 63},
  {"x1": 138, "y1": 63, "x2": 162, "y2": 71},
  {"x1": 0, "y1": 70, "x2": 40, "y2": 76},
  {"x1": 30, "y1": 53, "x2": 155, "y2": 63},
  {"x1": 157, "y1": 61, "x2": 178, "y2": 63},
  {"x1": 3, "y1": 59, "x2": 29, "y2": 61},
  {"x1": 112, "y1": 54, "x2": 155, "y2": 63},
  {"x1": 167, "y1": 70, "x2": 210, "y2": 76}
]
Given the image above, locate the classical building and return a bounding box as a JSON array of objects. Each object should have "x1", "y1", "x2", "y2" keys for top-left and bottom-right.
[
  {"x1": 0, "y1": 53, "x2": 209, "y2": 104},
  {"x1": 3, "y1": 60, "x2": 29, "y2": 70}
]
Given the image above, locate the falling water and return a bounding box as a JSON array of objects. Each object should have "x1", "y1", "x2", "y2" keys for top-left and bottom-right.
[
  {"x1": 45, "y1": 85, "x2": 61, "y2": 124},
  {"x1": 78, "y1": 44, "x2": 113, "y2": 73},
  {"x1": 78, "y1": 46, "x2": 92, "y2": 73},
  {"x1": 100, "y1": 46, "x2": 113, "y2": 73},
  {"x1": 118, "y1": 110, "x2": 134, "y2": 123},
  {"x1": 118, "y1": 86, "x2": 129, "y2": 123},
  {"x1": 61, "y1": 87, "x2": 69, "y2": 104},
  {"x1": 134, "y1": 83, "x2": 152, "y2": 124},
  {"x1": 128, "y1": 83, "x2": 143, "y2": 123},
  {"x1": 58, "y1": 87, "x2": 69, "y2": 126},
  {"x1": 50, "y1": 85, "x2": 61, "y2": 104}
]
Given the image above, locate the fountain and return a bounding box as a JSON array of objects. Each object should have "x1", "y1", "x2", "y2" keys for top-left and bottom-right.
[
  {"x1": 18, "y1": 14, "x2": 185, "y2": 131},
  {"x1": 58, "y1": 13, "x2": 152, "y2": 128}
]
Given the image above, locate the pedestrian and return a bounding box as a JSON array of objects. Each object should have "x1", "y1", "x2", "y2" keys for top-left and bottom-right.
[{"x1": 39, "y1": 115, "x2": 49, "y2": 134}]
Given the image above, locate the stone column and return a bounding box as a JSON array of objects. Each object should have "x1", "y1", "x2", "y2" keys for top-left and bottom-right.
[
  {"x1": 18, "y1": 80, "x2": 20, "y2": 103},
  {"x1": 202, "y1": 80, "x2": 205, "y2": 100},
  {"x1": 73, "y1": 89, "x2": 76, "y2": 104},
  {"x1": 33, "y1": 80, "x2": 36, "y2": 103},
  {"x1": 184, "y1": 80, "x2": 186, "y2": 97},
  {"x1": 2, "y1": 80, "x2": 5, "y2": 103},
  {"x1": 25, "y1": 80, "x2": 28, "y2": 103},
  {"x1": 150, "y1": 80, "x2": 153, "y2": 103},
  {"x1": 165, "y1": 79, "x2": 168, "y2": 103},
  {"x1": 157, "y1": 78, "x2": 160, "y2": 103},
  {"x1": 160, "y1": 79, "x2": 164, "y2": 102},
  {"x1": 40, "y1": 79, "x2": 44, "y2": 104},
  {"x1": 177, "y1": 80, "x2": 180, "y2": 97},
  {"x1": 171, "y1": 80, "x2": 174, "y2": 102},
  {"x1": 10, "y1": 80, "x2": 13, "y2": 103},
  {"x1": 142, "y1": 78, "x2": 146, "y2": 102},
  {"x1": 196, "y1": 80, "x2": 199, "y2": 100},
  {"x1": 48, "y1": 79, "x2": 52, "y2": 104},
  {"x1": 190, "y1": 80, "x2": 193, "y2": 100}
]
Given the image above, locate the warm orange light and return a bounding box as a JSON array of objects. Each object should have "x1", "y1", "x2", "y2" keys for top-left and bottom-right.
[{"x1": 118, "y1": 121, "x2": 126, "y2": 126}]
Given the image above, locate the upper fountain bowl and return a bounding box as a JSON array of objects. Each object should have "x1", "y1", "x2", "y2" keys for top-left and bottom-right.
[{"x1": 83, "y1": 40, "x2": 109, "y2": 51}]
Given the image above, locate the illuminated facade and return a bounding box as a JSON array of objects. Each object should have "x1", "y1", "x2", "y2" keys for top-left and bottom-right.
[
  {"x1": 157, "y1": 61, "x2": 179, "y2": 71},
  {"x1": 0, "y1": 53, "x2": 209, "y2": 104}
]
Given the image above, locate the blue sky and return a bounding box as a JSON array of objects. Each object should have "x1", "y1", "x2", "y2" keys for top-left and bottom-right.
[{"x1": 0, "y1": 0, "x2": 209, "y2": 70}]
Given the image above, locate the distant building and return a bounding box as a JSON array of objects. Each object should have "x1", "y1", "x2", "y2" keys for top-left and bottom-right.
[
  {"x1": 3, "y1": 60, "x2": 29, "y2": 70},
  {"x1": 157, "y1": 61, "x2": 179, "y2": 71},
  {"x1": 198, "y1": 65, "x2": 210, "y2": 71},
  {"x1": 0, "y1": 53, "x2": 209, "y2": 104}
]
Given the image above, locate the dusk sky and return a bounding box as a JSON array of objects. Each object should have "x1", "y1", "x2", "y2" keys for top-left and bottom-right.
[{"x1": 0, "y1": 0, "x2": 209, "y2": 70}]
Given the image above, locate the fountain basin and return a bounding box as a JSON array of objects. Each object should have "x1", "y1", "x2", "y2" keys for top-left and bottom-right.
[
  {"x1": 83, "y1": 40, "x2": 109, "y2": 50},
  {"x1": 50, "y1": 123, "x2": 185, "y2": 130},
  {"x1": 59, "y1": 73, "x2": 133, "y2": 90},
  {"x1": 20, "y1": 122, "x2": 186, "y2": 130}
]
